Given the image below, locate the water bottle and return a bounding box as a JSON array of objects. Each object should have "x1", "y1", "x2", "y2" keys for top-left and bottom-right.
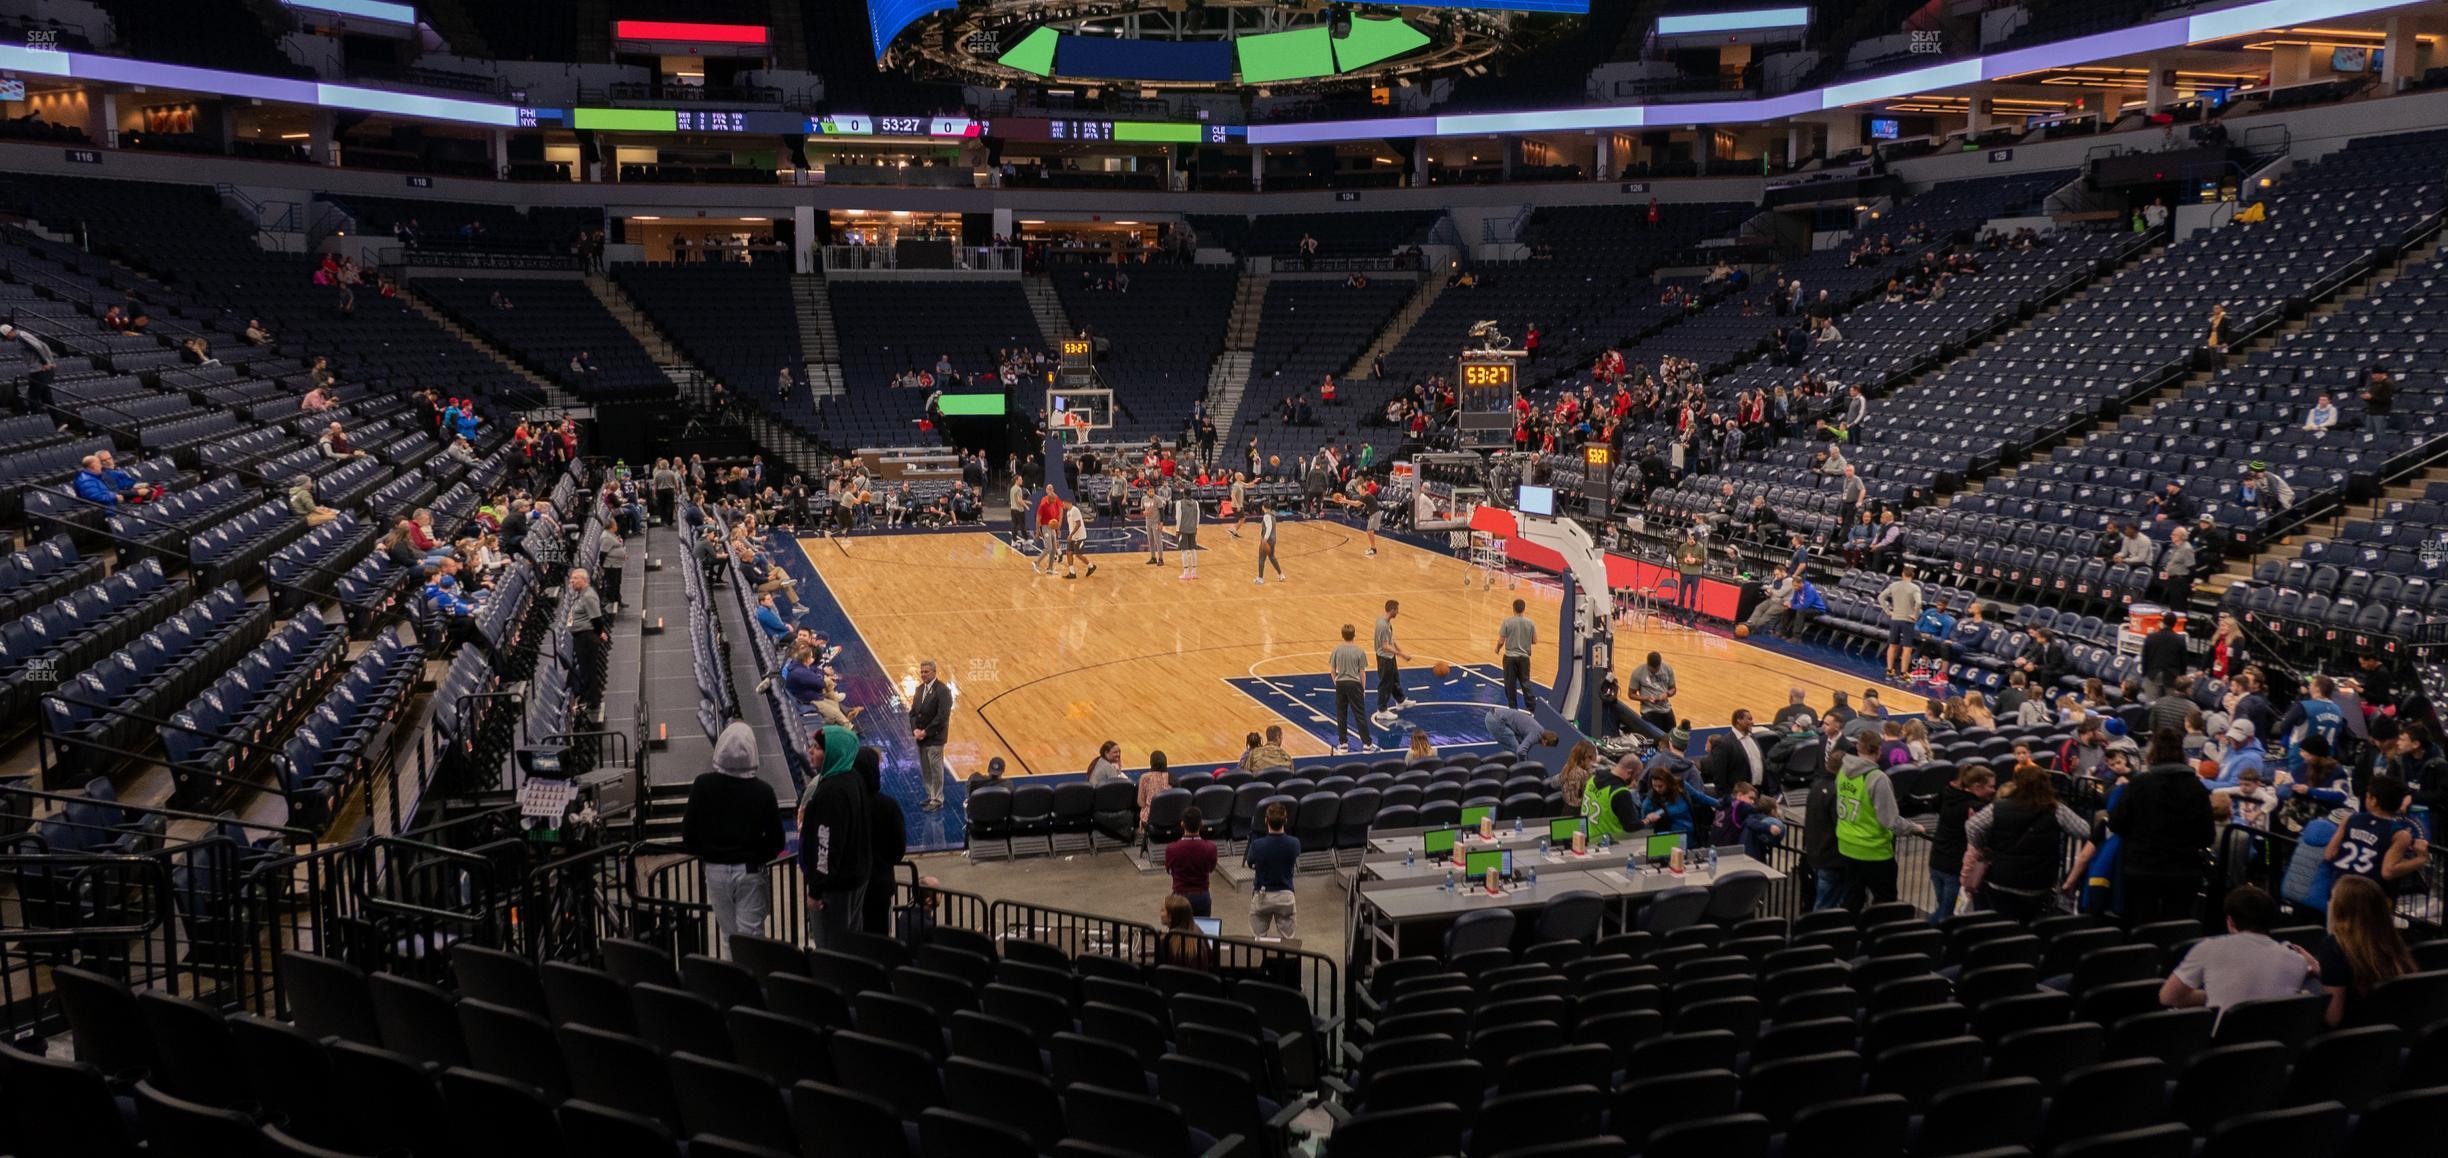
[
  {"x1": 1527, "y1": 866, "x2": 1539, "y2": 888},
  {"x1": 1444, "y1": 869, "x2": 1455, "y2": 892},
  {"x1": 1405, "y1": 847, "x2": 1415, "y2": 867},
  {"x1": 1538, "y1": 836, "x2": 1551, "y2": 858},
  {"x1": 1513, "y1": 817, "x2": 1523, "y2": 835}
]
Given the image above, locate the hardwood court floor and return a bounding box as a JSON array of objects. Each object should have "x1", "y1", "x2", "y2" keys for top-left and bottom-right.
[{"x1": 797, "y1": 521, "x2": 1873, "y2": 778}]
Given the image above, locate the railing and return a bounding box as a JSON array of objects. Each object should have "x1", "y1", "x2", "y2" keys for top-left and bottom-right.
[
  {"x1": 821, "y1": 244, "x2": 1022, "y2": 272},
  {"x1": 603, "y1": 82, "x2": 786, "y2": 106}
]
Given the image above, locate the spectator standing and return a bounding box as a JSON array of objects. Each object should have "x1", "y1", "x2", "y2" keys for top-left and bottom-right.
[
  {"x1": 681, "y1": 720, "x2": 784, "y2": 939},
  {"x1": 2159, "y1": 886, "x2": 2319, "y2": 1014},
  {"x1": 859, "y1": 747, "x2": 907, "y2": 937},
  {"x1": 1835, "y1": 734, "x2": 1925, "y2": 906},
  {"x1": 1167, "y1": 807, "x2": 1218, "y2": 917},
  {"x1": 908, "y1": 659, "x2": 952, "y2": 811},
  {"x1": 1878, "y1": 567, "x2": 1923, "y2": 680},
  {"x1": 1928, "y1": 766, "x2": 1995, "y2": 922},
  {"x1": 1966, "y1": 763, "x2": 2088, "y2": 921},
  {"x1": 798, "y1": 725, "x2": 871, "y2": 948},
  {"x1": 2110, "y1": 728, "x2": 2216, "y2": 924},
  {"x1": 1246, "y1": 803, "x2": 1300, "y2": 940},
  {"x1": 0, "y1": 324, "x2": 58, "y2": 410}
]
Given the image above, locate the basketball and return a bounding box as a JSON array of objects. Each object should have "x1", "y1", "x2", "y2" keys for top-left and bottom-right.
[
  {"x1": 1735, "y1": 624, "x2": 1750, "y2": 638},
  {"x1": 1268, "y1": 455, "x2": 1280, "y2": 466},
  {"x1": 1432, "y1": 661, "x2": 1451, "y2": 677}
]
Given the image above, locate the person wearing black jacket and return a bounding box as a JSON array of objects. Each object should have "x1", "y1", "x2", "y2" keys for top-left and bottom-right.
[
  {"x1": 857, "y1": 747, "x2": 907, "y2": 936},
  {"x1": 682, "y1": 720, "x2": 784, "y2": 938},
  {"x1": 1803, "y1": 760, "x2": 1844, "y2": 911},
  {"x1": 908, "y1": 660, "x2": 953, "y2": 812},
  {"x1": 2140, "y1": 622, "x2": 2189, "y2": 701},
  {"x1": 1928, "y1": 767, "x2": 1995, "y2": 923},
  {"x1": 799, "y1": 725, "x2": 872, "y2": 949},
  {"x1": 2109, "y1": 728, "x2": 2217, "y2": 927}
]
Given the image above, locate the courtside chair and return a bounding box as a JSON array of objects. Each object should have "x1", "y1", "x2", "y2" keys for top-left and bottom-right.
[{"x1": 967, "y1": 785, "x2": 1015, "y2": 860}]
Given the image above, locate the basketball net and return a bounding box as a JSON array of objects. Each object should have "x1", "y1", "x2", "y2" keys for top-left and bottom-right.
[{"x1": 1062, "y1": 411, "x2": 1092, "y2": 444}]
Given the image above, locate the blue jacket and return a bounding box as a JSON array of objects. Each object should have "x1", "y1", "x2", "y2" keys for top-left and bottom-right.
[
  {"x1": 73, "y1": 470, "x2": 120, "y2": 506},
  {"x1": 1915, "y1": 609, "x2": 1956, "y2": 640},
  {"x1": 779, "y1": 658, "x2": 829, "y2": 704},
  {"x1": 1790, "y1": 581, "x2": 1827, "y2": 613},
  {"x1": 2209, "y1": 739, "x2": 2266, "y2": 790},
  {"x1": 423, "y1": 577, "x2": 476, "y2": 617},
  {"x1": 753, "y1": 603, "x2": 791, "y2": 642},
  {"x1": 1635, "y1": 784, "x2": 1719, "y2": 836}
]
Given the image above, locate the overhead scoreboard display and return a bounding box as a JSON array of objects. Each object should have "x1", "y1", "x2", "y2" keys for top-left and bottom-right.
[
  {"x1": 811, "y1": 114, "x2": 985, "y2": 138},
  {"x1": 553, "y1": 109, "x2": 983, "y2": 137},
  {"x1": 990, "y1": 117, "x2": 1245, "y2": 145}
]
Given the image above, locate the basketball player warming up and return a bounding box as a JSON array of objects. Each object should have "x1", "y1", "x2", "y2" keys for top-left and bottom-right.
[{"x1": 1254, "y1": 504, "x2": 1285, "y2": 584}]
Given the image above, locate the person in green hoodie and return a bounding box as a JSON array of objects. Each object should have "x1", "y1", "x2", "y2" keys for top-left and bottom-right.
[
  {"x1": 798, "y1": 724, "x2": 871, "y2": 950},
  {"x1": 1835, "y1": 732, "x2": 1925, "y2": 906}
]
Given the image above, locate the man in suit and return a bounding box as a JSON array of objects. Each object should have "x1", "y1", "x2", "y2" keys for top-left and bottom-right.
[
  {"x1": 909, "y1": 659, "x2": 953, "y2": 811},
  {"x1": 2140, "y1": 618, "x2": 2190, "y2": 702},
  {"x1": 1702, "y1": 709, "x2": 1766, "y2": 800}
]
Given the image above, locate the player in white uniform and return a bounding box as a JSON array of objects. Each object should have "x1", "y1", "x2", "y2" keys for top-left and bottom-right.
[{"x1": 1062, "y1": 501, "x2": 1096, "y2": 580}]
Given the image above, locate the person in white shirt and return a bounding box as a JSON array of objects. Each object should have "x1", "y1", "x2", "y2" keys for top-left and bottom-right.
[{"x1": 2303, "y1": 395, "x2": 2338, "y2": 432}]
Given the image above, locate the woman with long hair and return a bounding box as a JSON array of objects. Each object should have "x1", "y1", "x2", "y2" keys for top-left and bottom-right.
[
  {"x1": 2208, "y1": 613, "x2": 2245, "y2": 680},
  {"x1": 1556, "y1": 741, "x2": 1599, "y2": 810},
  {"x1": 1963, "y1": 691, "x2": 1995, "y2": 730},
  {"x1": 1155, "y1": 893, "x2": 1215, "y2": 972},
  {"x1": 1406, "y1": 729, "x2": 1437, "y2": 765},
  {"x1": 1636, "y1": 764, "x2": 1717, "y2": 836},
  {"x1": 1902, "y1": 720, "x2": 1932, "y2": 764},
  {"x1": 2314, "y1": 875, "x2": 2416, "y2": 1026},
  {"x1": 1966, "y1": 763, "x2": 2091, "y2": 921}
]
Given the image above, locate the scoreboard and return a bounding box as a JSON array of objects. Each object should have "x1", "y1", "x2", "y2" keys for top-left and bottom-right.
[
  {"x1": 1580, "y1": 444, "x2": 1615, "y2": 514},
  {"x1": 1456, "y1": 351, "x2": 1522, "y2": 449}
]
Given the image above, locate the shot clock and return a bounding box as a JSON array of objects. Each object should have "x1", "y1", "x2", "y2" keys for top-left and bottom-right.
[{"x1": 1455, "y1": 352, "x2": 1521, "y2": 449}]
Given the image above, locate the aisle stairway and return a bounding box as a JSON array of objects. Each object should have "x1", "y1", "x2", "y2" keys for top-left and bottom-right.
[
  {"x1": 1205, "y1": 269, "x2": 1267, "y2": 437},
  {"x1": 791, "y1": 273, "x2": 845, "y2": 396},
  {"x1": 1023, "y1": 274, "x2": 1075, "y2": 350},
  {"x1": 398, "y1": 292, "x2": 579, "y2": 413},
  {"x1": 1348, "y1": 272, "x2": 1448, "y2": 380}
]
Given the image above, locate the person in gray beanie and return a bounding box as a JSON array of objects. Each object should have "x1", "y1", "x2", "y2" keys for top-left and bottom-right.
[{"x1": 683, "y1": 720, "x2": 784, "y2": 940}]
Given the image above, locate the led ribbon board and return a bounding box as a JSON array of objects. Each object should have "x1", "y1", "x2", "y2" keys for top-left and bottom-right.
[
  {"x1": 282, "y1": 0, "x2": 418, "y2": 24},
  {"x1": 1245, "y1": 0, "x2": 2423, "y2": 143},
  {"x1": 1656, "y1": 6, "x2": 1812, "y2": 35}
]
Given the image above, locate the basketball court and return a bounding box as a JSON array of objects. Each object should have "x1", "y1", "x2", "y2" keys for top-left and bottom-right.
[{"x1": 794, "y1": 517, "x2": 1879, "y2": 780}]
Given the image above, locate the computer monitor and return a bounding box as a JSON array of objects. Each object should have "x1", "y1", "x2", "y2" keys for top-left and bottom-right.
[
  {"x1": 1463, "y1": 848, "x2": 1505, "y2": 879},
  {"x1": 1421, "y1": 827, "x2": 1459, "y2": 857},
  {"x1": 1517, "y1": 484, "x2": 1555, "y2": 516},
  {"x1": 1460, "y1": 805, "x2": 1495, "y2": 829},
  {"x1": 1192, "y1": 917, "x2": 1222, "y2": 937},
  {"x1": 1644, "y1": 832, "x2": 1688, "y2": 860},
  {"x1": 1549, "y1": 817, "x2": 1586, "y2": 844}
]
